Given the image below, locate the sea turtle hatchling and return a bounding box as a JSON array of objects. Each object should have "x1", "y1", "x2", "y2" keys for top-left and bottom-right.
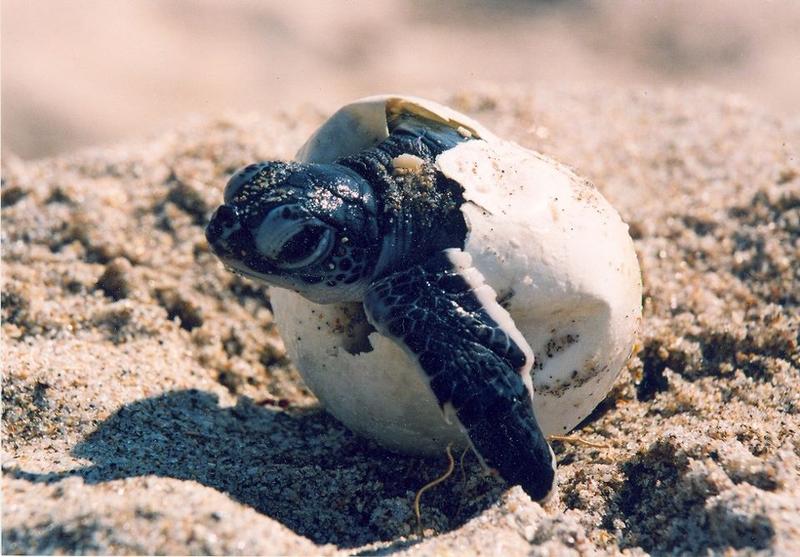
[{"x1": 205, "y1": 95, "x2": 642, "y2": 501}]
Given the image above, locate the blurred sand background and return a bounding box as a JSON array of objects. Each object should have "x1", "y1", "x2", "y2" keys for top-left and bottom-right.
[{"x1": 3, "y1": 0, "x2": 800, "y2": 160}]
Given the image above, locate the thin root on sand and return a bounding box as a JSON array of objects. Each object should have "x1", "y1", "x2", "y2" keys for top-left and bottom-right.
[
  {"x1": 548, "y1": 434, "x2": 610, "y2": 449},
  {"x1": 414, "y1": 443, "x2": 455, "y2": 536}
]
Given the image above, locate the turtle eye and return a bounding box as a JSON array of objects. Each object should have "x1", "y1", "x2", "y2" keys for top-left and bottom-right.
[
  {"x1": 276, "y1": 225, "x2": 333, "y2": 267},
  {"x1": 255, "y1": 215, "x2": 334, "y2": 270}
]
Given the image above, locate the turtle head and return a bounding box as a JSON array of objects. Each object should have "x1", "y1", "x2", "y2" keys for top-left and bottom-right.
[{"x1": 206, "y1": 161, "x2": 381, "y2": 303}]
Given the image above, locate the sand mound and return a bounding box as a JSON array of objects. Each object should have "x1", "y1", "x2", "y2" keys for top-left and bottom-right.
[{"x1": 3, "y1": 87, "x2": 798, "y2": 555}]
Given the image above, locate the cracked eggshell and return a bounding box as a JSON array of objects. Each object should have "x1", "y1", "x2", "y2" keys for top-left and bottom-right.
[{"x1": 270, "y1": 96, "x2": 642, "y2": 455}]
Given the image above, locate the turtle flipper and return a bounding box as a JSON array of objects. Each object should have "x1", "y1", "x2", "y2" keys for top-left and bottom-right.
[{"x1": 363, "y1": 249, "x2": 556, "y2": 501}]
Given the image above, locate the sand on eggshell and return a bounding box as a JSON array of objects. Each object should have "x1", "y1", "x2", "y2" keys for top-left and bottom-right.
[{"x1": 2, "y1": 87, "x2": 799, "y2": 555}]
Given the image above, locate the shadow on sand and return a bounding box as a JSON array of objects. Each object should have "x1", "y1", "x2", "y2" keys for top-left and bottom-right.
[{"x1": 9, "y1": 389, "x2": 502, "y2": 548}]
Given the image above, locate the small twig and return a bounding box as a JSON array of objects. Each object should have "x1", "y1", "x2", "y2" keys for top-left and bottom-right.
[
  {"x1": 458, "y1": 445, "x2": 470, "y2": 483},
  {"x1": 453, "y1": 445, "x2": 472, "y2": 519},
  {"x1": 414, "y1": 443, "x2": 455, "y2": 537},
  {"x1": 547, "y1": 434, "x2": 610, "y2": 449}
]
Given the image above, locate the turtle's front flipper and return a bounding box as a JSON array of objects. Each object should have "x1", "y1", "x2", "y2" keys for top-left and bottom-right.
[{"x1": 363, "y1": 249, "x2": 556, "y2": 501}]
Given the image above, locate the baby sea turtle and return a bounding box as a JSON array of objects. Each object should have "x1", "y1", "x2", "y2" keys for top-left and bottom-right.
[{"x1": 205, "y1": 95, "x2": 642, "y2": 502}]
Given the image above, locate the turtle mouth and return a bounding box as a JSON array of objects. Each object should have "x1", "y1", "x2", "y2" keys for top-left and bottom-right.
[
  {"x1": 221, "y1": 260, "x2": 272, "y2": 284},
  {"x1": 214, "y1": 252, "x2": 289, "y2": 287},
  {"x1": 210, "y1": 241, "x2": 327, "y2": 292}
]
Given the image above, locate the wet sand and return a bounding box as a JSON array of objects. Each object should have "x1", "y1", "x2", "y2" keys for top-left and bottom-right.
[{"x1": 2, "y1": 87, "x2": 799, "y2": 555}]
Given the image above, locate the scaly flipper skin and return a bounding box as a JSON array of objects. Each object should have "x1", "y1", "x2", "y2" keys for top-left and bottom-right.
[{"x1": 363, "y1": 249, "x2": 556, "y2": 501}]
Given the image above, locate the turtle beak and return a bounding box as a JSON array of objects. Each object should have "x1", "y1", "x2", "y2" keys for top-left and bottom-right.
[
  {"x1": 206, "y1": 204, "x2": 242, "y2": 255},
  {"x1": 206, "y1": 204, "x2": 284, "y2": 283}
]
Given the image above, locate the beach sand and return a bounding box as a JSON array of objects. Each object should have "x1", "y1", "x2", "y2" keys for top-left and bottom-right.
[{"x1": 2, "y1": 87, "x2": 798, "y2": 555}]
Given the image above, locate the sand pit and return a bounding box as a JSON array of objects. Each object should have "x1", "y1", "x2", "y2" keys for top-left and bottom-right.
[{"x1": 2, "y1": 87, "x2": 799, "y2": 555}]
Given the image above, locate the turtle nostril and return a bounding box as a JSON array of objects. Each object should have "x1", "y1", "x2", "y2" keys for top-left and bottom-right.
[{"x1": 206, "y1": 204, "x2": 239, "y2": 244}]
